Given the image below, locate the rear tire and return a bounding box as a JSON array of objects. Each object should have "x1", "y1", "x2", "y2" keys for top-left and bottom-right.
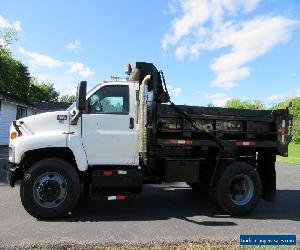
[
  {"x1": 20, "y1": 158, "x2": 80, "y2": 219},
  {"x1": 213, "y1": 161, "x2": 261, "y2": 215}
]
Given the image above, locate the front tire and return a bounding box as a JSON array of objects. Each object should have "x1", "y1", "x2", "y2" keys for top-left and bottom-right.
[
  {"x1": 20, "y1": 158, "x2": 80, "y2": 219},
  {"x1": 214, "y1": 161, "x2": 262, "y2": 215}
]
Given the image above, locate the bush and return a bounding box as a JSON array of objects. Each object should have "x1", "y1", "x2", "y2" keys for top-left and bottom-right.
[{"x1": 291, "y1": 116, "x2": 300, "y2": 144}]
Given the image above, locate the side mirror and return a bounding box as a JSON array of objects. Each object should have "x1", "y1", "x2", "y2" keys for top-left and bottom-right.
[
  {"x1": 71, "y1": 81, "x2": 87, "y2": 125},
  {"x1": 76, "y1": 81, "x2": 87, "y2": 111}
]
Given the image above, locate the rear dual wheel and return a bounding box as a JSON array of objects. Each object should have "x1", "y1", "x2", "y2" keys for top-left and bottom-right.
[{"x1": 213, "y1": 161, "x2": 262, "y2": 215}]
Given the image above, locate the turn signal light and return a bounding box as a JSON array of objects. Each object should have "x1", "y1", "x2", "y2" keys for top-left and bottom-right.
[
  {"x1": 10, "y1": 132, "x2": 17, "y2": 140},
  {"x1": 125, "y1": 63, "x2": 132, "y2": 75}
]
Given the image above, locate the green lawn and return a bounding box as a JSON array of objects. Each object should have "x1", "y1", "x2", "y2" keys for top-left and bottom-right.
[{"x1": 277, "y1": 143, "x2": 300, "y2": 164}]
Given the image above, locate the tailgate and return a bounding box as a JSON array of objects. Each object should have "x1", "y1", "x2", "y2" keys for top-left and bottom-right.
[{"x1": 276, "y1": 109, "x2": 291, "y2": 156}]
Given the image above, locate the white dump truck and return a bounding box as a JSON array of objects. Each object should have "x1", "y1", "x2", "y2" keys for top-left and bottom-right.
[{"x1": 5, "y1": 62, "x2": 290, "y2": 219}]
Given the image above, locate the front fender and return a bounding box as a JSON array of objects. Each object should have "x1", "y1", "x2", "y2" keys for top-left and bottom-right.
[
  {"x1": 12, "y1": 133, "x2": 67, "y2": 164},
  {"x1": 11, "y1": 133, "x2": 88, "y2": 172}
]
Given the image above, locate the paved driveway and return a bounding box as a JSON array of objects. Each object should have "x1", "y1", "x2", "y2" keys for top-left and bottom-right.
[{"x1": 0, "y1": 147, "x2": 299, "y2": 248}]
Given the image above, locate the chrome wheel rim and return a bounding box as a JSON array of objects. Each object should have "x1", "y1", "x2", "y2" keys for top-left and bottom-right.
[
  {"x1": 229, "y1": 174, "x2": 254, "y2": 206},
  {"x1": 33, "y1": 172, "x2": 67, "y2": 208}
]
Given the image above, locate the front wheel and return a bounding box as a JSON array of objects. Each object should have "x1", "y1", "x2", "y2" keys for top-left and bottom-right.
[
  {"x1": 213, "y1": 161, "x2": 262, "y2": 215},
  {"x1": 20, "y1": 158, "x2": 80, "y2": 219}
]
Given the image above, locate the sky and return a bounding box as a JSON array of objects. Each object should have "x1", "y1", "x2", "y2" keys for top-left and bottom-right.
[{"x1": 1, "y1": 0, "x2": 300, "y2": 107}]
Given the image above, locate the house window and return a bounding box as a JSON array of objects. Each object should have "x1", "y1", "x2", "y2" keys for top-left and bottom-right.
[{"x1": 16, "y1": 105, "x2": 27, "y2": 119}]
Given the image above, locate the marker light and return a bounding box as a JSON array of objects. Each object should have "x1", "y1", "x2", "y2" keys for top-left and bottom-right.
[
  {"x1": 10, "y1": 131, "x2": 17, "y2": 140},
  {"x1": 125, "y1": 63, "x2": 132, "y2": 75}
]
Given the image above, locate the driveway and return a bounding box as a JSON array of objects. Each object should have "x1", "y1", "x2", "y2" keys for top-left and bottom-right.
[{"x1": 0, "y1": 146, "x2": 299, "y2": 248}]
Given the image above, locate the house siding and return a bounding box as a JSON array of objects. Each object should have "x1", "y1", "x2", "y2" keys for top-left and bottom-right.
[
  {"x1": 0, "y1": 101, "x2": 16, "y2": 145},
  {"x1": 0, "y1": 100, "x2": 35, "y2": 145},
  {"x1": 27, "y1": 109, "x2": 36, "y2": 116}
]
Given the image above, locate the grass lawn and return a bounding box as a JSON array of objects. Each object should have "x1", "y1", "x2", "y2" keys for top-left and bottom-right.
[{"x1": 277, "y1": 143, "x2": 300, "y2": 164}]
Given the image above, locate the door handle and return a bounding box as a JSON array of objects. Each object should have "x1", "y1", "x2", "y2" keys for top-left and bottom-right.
[{"x1": 129, "y1": 117, "x2": 134, "y2": 129}]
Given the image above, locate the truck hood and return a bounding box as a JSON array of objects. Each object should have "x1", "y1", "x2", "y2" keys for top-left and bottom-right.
[{"x1": 17, "y1": 111, "x2": 70, "y2": 136}]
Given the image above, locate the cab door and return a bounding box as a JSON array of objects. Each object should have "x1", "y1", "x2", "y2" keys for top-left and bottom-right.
[{"x1": 81, "y1": 84, "x2": 138, "y2": 165}]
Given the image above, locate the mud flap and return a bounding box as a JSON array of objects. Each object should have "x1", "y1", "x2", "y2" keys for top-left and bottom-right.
[
  {"x1": 4, "y1": 162, "x2": 23, "y2": 187},
  {"x1": 257, "y1": 149, "x2": 276, "y2": 201}
]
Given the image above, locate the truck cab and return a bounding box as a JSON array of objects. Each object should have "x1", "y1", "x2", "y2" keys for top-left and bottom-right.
[{"x1": 81, "y1": 81, "x2": 139, "y2": 166}]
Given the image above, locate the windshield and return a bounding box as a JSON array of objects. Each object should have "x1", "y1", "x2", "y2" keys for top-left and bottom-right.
[
  {"x1": 87, "y1": 84, "x2": 100, "y2": 96},
  {"x1": 66, "y1": 102, "x2": 76, "y2": 111},
  {"x1": 65, "y1": 84, "x2": 101, "y2": 111}
]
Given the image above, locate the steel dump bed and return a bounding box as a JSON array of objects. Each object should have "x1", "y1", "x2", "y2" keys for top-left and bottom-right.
[
  {"x1": 159, "y1": 104, "x2": 275, "y2": 120},
  {"x1": 156, "y1": 104, "x2": 289, "y2": 156}
]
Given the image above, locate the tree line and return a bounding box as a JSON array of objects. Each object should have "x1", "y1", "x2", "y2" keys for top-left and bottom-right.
[{"x1": 0, "y1": 47, "x2": 75, "y2": 103}]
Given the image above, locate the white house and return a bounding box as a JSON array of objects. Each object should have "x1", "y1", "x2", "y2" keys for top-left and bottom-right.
[
  {"x1": 0, "y1": 90, "x2": 70, "y2": 145},
  {"x1": 0, "y1": 90, "x2": 38, "y2": 145}
]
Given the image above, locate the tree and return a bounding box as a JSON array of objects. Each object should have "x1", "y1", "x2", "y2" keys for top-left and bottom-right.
[
  {"x1": 225, "y1": 99, "x2": 265, "y2": 110},
  {"x1": 0, "y1": 28, "x2": 32, "y2": 99},
  {"x1": 1, "y1": 30, "x2": 68, "y2": 103},
  {"x1": 0, "y1": 47, "x2": 31, "y2": 99},
  {"x1": 27, "y1": 78, "x2": 60, "y2": 102},
  {"x1": 58, "y1": 94, "x2": 76, "y2": 103},
  {"x1": 0, "y1": 29, "x2": 19, "y2": 49}
]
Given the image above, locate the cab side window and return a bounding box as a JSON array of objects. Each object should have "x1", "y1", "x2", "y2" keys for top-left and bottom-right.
[{"x1": 89, "y1": 85, "x2": 129, "y2": 114}]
